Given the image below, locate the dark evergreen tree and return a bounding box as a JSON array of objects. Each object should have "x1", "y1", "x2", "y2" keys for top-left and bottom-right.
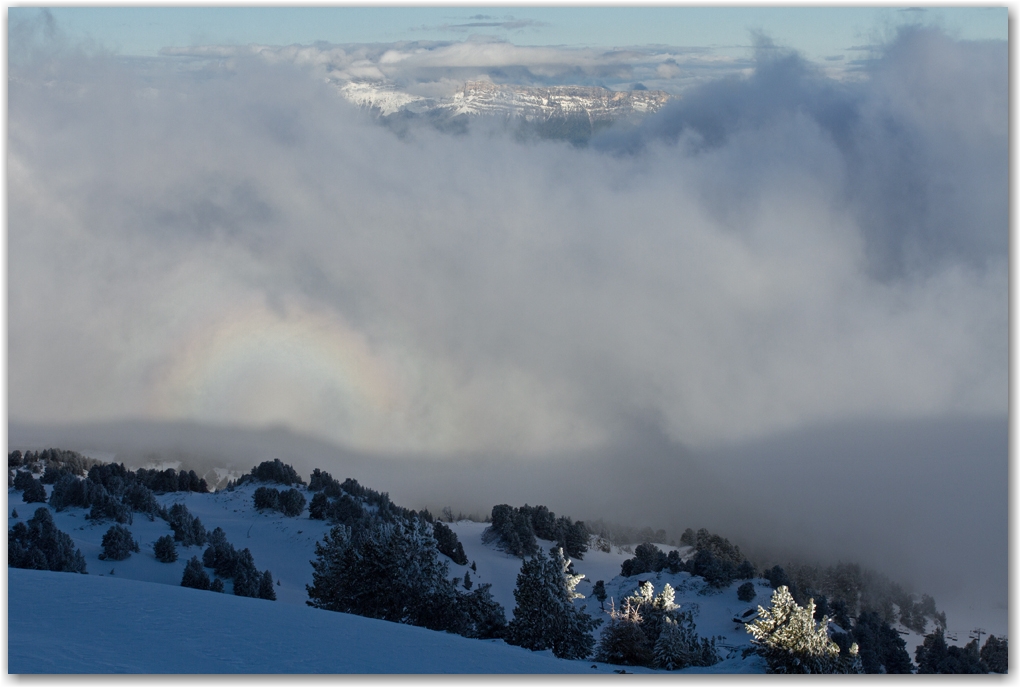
[
  {"x1": 181, "y1": 556, "x2": 211, "y2": 590},
  {"x1": 692, "y1": 548, "x2": 735, "y2": 588},
  {"x1": 308, "y1": 492, "x2": 330, "y2": 520},
  {"x1": 738, "y1": 581, "x2": 757, "y2": 602},
  {"x1": 483, "y1": 504, "x2": 538, "y2": 557},
  {"x1": 505, "y1": 547, "x2": 599, "y2": 660},
  {"x1": 331, "y1": 493, "x2": 367, "y2": 524},
  {"x1": 433, "y1": 521, "x2": 468, "y2": 565},
  {"x1": 8, "y1": 507, "x2": 87, "y2": 573},
  {"x1": 21, "y1": 477, "x2": 47, "y2": 504},
  {"x1": 278, "y1": 488, "x2": 306, "y2": 517},
  {"x1": 666, "y1": 549, "x2": 683, "y2": 574},
  {"x1": 736, "y1": 559, "x2": 757, "y2": 579},
  {"x1": 242, "y1": 459, "x2": 304, "y2": 486},
  {"x1": 253, "y1": 486, "x2": 281, "y2": 511},
  {"x1": 593, "y1": 580, "x2": 608, "y2": 611},
  {"x1": 258, "y1": 570, "x2": 277, "y2": 600},
  {"x1": 122, "y1": 482, "x2": 163, "y2": 519},
  {"x1": 596, "y1": 599, "x2": 654, "y2": 666},
  {"x1": 11, "y1": 508, "x2": 18, "y2": 519},
  {"x1": 40, "y1": 465, "x2": 72, "y2": 484},
  {"x1": 829, "y1": 598, "x2": 852, "y2": 631},
  {"x1": 153, "y1": 534, "x2": 179, "y2": 563},
  {"x1": 980, "y1": 635, "x2": 1007, "y2": 674},
  {"x1": 14, "y1": 469, "x2": 36, "y2": 492},
  {"x1": 308, "y1": 468, "x2": 341, "y2": 494},
  {"x1": 203, "y1": 529, "x2": 240, "y2": 578},
  {"x1": 850, "y1": 610, "x2": 912, "y2": 673},
  {"x1": 232, "y1": 549, "x2": 261, "y2": 597},
  {"x1": 167, "y1": 503, "x2": 207, "y2": 547},
  {"x1": 459, "y1": 583, "x2": 507, "y2": 639},
  {"x1": 915, "y1": 627, "x2": 950, "y2": 673},
  {"x1": 916, "y1": 628, "x2": 987, "y2": 674},
  {"x1": 561, "y1": 519, "x2": 589, "y2": 560},
  {"x1": 88, "y1": 490, "x2": 133, "y2": 524},
  {"x1": 463, "y1": 569, "x2": 473, "y2": 590},
  {"x1": 764, "y1": 565, "x2": 793, "y2": 593},
  {"x1": 99, "y1": 524, "x2": 140, "y2": 561},
  {"x1": 210, "y1": 577, "x2": 225, "y2": 593}
]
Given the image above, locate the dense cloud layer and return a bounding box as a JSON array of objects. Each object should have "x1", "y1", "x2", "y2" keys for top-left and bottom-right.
[{"x1": 9, "y1": 24, "x2": 1006, "y2": 458}]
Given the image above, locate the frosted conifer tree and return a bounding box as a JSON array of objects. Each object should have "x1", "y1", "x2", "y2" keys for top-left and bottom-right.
[
  {"x1": 747, "y1": 585, "x2": 858, "y2": 674},
  {"x1": 653, "y1": 616, "x2": 686, "y2": 670}
]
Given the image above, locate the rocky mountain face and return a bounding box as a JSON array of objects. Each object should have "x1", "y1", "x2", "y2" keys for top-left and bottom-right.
[{"x1": 337, "y1": 79, "x2": 675, "y2": 142}]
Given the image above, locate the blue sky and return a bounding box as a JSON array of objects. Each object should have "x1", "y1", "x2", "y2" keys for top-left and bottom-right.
[{"x1": 25, "y1": 6, "x2": 1008, "y2": 64}]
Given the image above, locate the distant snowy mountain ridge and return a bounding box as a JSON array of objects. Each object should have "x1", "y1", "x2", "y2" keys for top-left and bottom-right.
[{"x1": 336, "y1": 79, "x2": 674, "y2": 126}]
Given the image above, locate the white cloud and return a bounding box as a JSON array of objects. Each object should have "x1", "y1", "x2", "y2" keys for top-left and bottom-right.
[{"x1": 7, "y1": 26, "x2": 1006, "y2": 456}]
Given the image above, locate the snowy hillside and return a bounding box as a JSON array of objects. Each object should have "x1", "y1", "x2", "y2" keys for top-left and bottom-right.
[
  {"x1": 8, "y1": 568, "x2": 603, "y2": 673},
  {"x1": 8, "y1": 457, "x2": 950, "y2": 674},
  {"x1": 8, "y1": 478, "x2": 771, "y2": 673}
]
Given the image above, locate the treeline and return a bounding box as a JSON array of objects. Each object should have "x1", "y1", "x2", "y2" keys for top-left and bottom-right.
[{"x1": 482, "y1": 504, "x2": 588, "y2": 559}]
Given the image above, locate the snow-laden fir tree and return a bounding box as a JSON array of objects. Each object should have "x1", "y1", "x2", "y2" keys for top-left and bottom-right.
[
  {"x1": 505, "y1": 547, "x2": 600, "y2": 660},
  {"x1": 747, "y1": 585, "x2": 861, "y2": 674}
]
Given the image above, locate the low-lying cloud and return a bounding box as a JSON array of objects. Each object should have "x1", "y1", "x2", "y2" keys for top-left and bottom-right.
[{"x1": 9, "y1": 21, "x2": 1006, "y2": 461}]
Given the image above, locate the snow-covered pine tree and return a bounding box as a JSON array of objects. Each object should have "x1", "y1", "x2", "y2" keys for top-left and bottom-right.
[
  {"x1": 506, "y1": 547, "x2": 599, "y2": 660},
  {"x1": 746, "y1": 585, "x2": 857, "y2": 674},
  {"x1": 548, "y1": 546, "x2": 600, "y2": 659}
]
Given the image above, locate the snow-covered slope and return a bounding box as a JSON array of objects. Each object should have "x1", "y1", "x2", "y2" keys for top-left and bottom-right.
[
  {"x1": 10, "y1": 477, "x2": 936, "y2": 673},
  {"x1": 8, "y1": 482, "x2": 771, "y2": 673},
  {"x1": 8, "y1": 568, "x2": 602, "y2": 673}
]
